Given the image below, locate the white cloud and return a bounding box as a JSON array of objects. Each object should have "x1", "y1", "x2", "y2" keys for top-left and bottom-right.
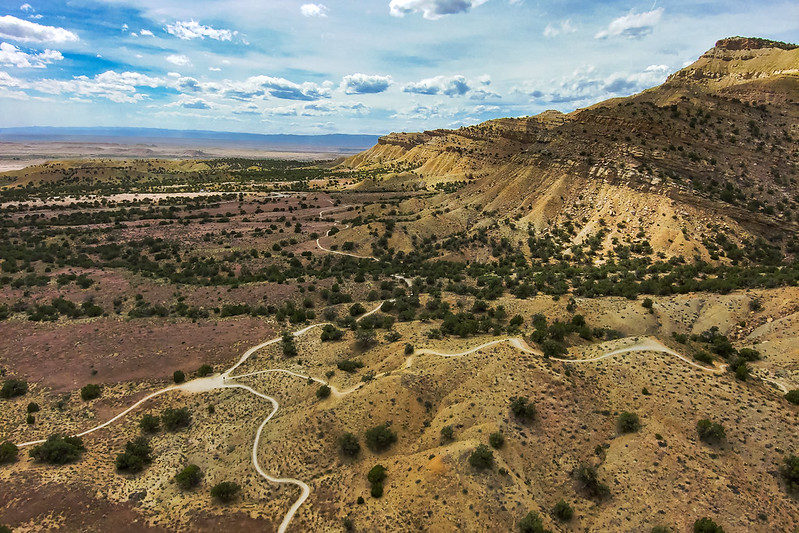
[
  {"x1": 301, "y1": 4, "x2": 329, "y2": 17},
  {"x1": 391, "y1": 103, "x2": 444, "y2": 120},
  {"x1": 340, "y1": 73, "x2": 392, "y2": 94},
  {"x1": 167, "y1": 96, "x2": 212, "y2": 110},
  {"x1": 226, "y1": 76, "x2": 333, "y2": 101},
  {"x1": 165, "y1": 20, "x2": 236, "y2": 41},
  {"x1": 301, "y1": 101, "x2": 368, "y2": 116},
  {"x1": 543, "y1": 19, "x2": 576, "y2": 38},
  {"x1": 0, "y1": 15, "x2": 79, "y2": 43},
  {"x1": 0, "y1": 69, "x2": 164, "y2": 103},
  {"x1": 140, "y1": 29, "x2": 154, "y2": 37},
  {"x1": 513, "y1": 63, "x2": 671, "y2": 105},
  {"x1": 19, "y1": 4, "x2": 34, "y2": 13},
  {"x1": 0, "y1": 42, "x2": 63, "y2": 68},
  {"x1": 595, "y1": 8, "x2": 663, "y2": 40},
  {"x1": 166, "y1": 54, "x2": 191, "y2": 67},
  {"x1": 403, "y1": 75, "x2": 471, "y2": 96},
  {"x1": 389, "y1": 0, "x2": 489, "y2": 20},
  {"x1": 209, "y1": 66, "x2": 221, "y2": 72},
  {"x1": 263, "y1": 105, "x2": 299, "y2": 116}
]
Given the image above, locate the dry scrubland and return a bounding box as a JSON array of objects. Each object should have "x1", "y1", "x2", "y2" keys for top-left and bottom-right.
[
  {"x1": 1, "y1": 37, "x2": 799, "y2": 533},
  {"x1": 1, "y1": 284, "x2": 798, "y2": 532}
]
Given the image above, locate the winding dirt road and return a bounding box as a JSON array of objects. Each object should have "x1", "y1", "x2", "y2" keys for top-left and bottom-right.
[{"x1": 13, "y1": 205, "x2": 791, "y2": 532}]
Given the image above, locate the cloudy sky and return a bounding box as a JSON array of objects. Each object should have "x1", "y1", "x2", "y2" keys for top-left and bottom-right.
[{"x1": 0, "y1": 0, "x2": 796, "y2": 135}]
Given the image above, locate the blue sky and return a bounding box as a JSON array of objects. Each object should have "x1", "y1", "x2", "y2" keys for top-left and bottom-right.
[{"x1": 0, "y1": 0, "x2": 796, "y2": 135}]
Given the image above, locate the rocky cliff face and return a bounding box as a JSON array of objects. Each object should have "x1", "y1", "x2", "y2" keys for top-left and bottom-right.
[
  {"x1": 338, "y1": 37, "x2": 798, "y2": 259},
  {"x1": 664, "y1": 36, "x2": 799, "y2": 97}
]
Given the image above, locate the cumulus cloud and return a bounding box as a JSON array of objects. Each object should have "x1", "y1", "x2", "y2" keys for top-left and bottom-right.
[
  {"x1": 233, "y1": 103, "x2": 260, "y2": 115},
  {"x1": 139, "y1": 29, "x2": 154, "y2": 37},
  {"x1": 0, "y1": 42, "x2": 62, "y2": 68},
  {"x1": 391, "y1": 103, "x2": 443, "y2": 120},
  {"x1": 226, "y1": 76, "x2": 332, "y2": 101},
  {"x1": 165, "y1": 54, "x2": 191, "y2": 66},
  {"x1": 165, "y1": 20, "x2": 236, "y2": 41},
  {"x1": 176, "y1": 76, "x2": 201, "y2": 92},
  {"x1": 543, "y1": 19, "x2": 575, "y2": 38},
  {"x1": 340, "y1": 73, "x2": 392, "y2": 94},
  {"x1": 513, "y1": 63, "x2": 670, "y2": 106},
  {"x1": 595, "y1": 8, "x2": 663, "y2": 40},
  {"x1": 170, "y1": 74, "x2": 334, "y2": 104},
  {"x1": 300, "y1": 4, "x2": 329, "y2": 17},
  {"x1": 301, "y1": 101, "x2": 368, "y2": 116},
  {"x1": 0, "y1": 15, "x2": 79, "y2": 43},
  {"x1": 403, "y1": 75, "x2": 471, "y2": 96},
  {"x1": 263, "y1": 105, "x2": 298, "y2": 116},
  {"x1": 389, "y1": 0, "x2": 489, "y2": 20},
  {"x1": 0, "y1": 69, "x2": 163, "y2": 103},
  {"x1": 181, "y1": 98, "x2": 210, "y2": 109},
  {"x1": 19, "y1": 4, "x2": 34, "y2": 13}
]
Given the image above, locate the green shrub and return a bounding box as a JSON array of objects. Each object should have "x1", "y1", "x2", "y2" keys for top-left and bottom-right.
[
  {"x1": 316, "y1": 384, "x2": 331, "y2": 399},
  {"x1": 782, "y1": 454, "x2": 799, "y2": 494},
  {"x1": 440, "y1": 425, "x2": 454, "y2": 442},
  {"x1": 29, "y1": 434, "x2": 85, "y2": 464},
  {"x1": 173, "y1": 370, "x2": 186, "y2": 383},
  {"x1": 320, "y1": 325, "x2": 343, "y2": 342},
  {"x1": 196, "y1": 364, "x2": 213, "y2": 377},
  {"x1": 27, "y1": 402, "x2": 39, "y2": 413},
  {"x1": 785, "y1": 389, "x2": 799, "y2": 405},
  {"x1": 211, "y1": 481, "x2": 240, "y2": 502},
  {"x1": 355, "y1": 329, "x2": 377, "y2": 349},
  {"x1": 337, "y1": 359, "x2": 364, "y2": 373},
  {"x1": 694, "y1": 351, "x2": 713, "y2": 365},
  {"x1": 0, "y1": 379, "x2": 28, "y2": 399},
  {"x1": 737, "y1": 348, "x2": 760, "y2": 361},
  {"x1": 489, "y1": 432, "x2": 505, "y2": 449},
  {"x1": 541, "y1": 339, "x2": 567, "y2": 358},
  {"x1": 80, "y1": 384, "x2": 101, "y2": 401},
  {"x1": 115, "y1": 437, "x2": 153, "y2": 474},
  {"x1": 339, "y1": 433, "x2": 361, "y2": 457},
  {"x1": 0, "y1": 524, "x2": 11, "y2": 533},
  {"x1": 518, "y1": 511, "x2": 552, "y2": 533},
  {"x1": 617, "y1": 411, "x2": 640, "y2": 433},
  {"x1": 367, "y1": 464, "x2": 387, "y2": 484},
  {"x1": 693, "y1": 517, "x2": 724, "y2": 533},
  {"x1": 468, "y1": 444, "x2": 494, "y2": 470},
  {"x1": 162, "y1": 407, "x2": 191, "y2": 431},
  {"x1": 139, "y1": 414, "x2": 160, "y2": 433},
  {"x1": 404, "y1": 343, "x2": 414, "y2": 355},
  {"x1": 370, "y1": 481, "x2": 383, "y2": 498},
  {"x1": 349, "y1": 303, "x2": 366, "y2": 316},
  {"x1": 553, "y1": 499, "x2": 573, "y2": 521},
  {"x1": 0, "y1": 441, "x2": 19, "y2": 464},
  {"x1": 26, "y1": 414, "x2": 34, "y2": 424},
  {"x1": 510, "y1": 397, "x2": 536, "y2": 422},
  {"x1": 365, "y1": 424, "x2": 397, "y2": 452},
  {"x1": 175, "y1": 464, "x2": 203, "y2": 490},
  {"x1": 696, "y1": 419, "x2": 726, "y2": 444},
  {"x1": 575, "y1": 464, "x2": 610, "y2": 500}
]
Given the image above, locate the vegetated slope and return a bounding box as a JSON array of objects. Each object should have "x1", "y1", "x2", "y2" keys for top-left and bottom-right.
[{"x1": 339, "y1": 37, "x2": 799, "y2": 261}]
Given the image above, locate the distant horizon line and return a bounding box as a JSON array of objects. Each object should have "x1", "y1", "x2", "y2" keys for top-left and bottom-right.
[{"x1": 0, "y1": 126, "x2": 386, "y2": 139}]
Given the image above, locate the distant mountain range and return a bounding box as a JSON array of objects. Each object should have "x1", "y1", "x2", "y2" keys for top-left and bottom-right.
[{"x1": 0, "y1": 127, "x2": 381, "y2": 153}]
